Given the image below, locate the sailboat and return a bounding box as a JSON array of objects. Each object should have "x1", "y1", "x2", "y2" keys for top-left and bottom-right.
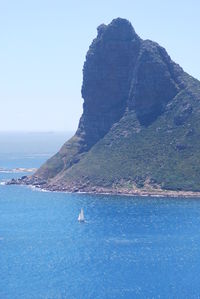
[{"x1": 78, "y1": 208, "x2": 85, "y2": 222}]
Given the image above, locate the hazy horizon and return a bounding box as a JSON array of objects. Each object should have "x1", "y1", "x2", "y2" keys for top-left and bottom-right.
[
  {"x1": 0, "y1": 131, "x2": 74, "y2": 156},
  {"x1": 0, "y1": 130, "x2": 75, "y2": 133},
  {"x1": 1, "y1": 0, "x2": 200, "y2": 132}
]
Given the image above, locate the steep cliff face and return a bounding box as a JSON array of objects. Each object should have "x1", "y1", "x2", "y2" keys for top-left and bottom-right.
[
  {"x1": 128, "y1": 40, "x2": 182, "y2": 125},
  {"x1": 79, "y1": 18, "x2": 140, "y2": 147},
  {"x1": 16, "y1": 18, "x2": 200, "y2": 193}
]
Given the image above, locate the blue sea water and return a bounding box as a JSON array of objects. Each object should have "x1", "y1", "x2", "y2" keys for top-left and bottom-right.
[{"x1": 1, "y1": 133, "x2": 200, "y2": 298}]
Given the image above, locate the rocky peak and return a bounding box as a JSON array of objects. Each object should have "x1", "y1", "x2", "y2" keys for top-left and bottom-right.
[
  {"x1": 97, "y1": 18, "x2": 139, "y2": 41},
  {"x1": 79, "y1": 17, "x2": 182, "y2": 144},
  {"x1": 79, "y1": 18, "x2": 141, "y2": 148},
  {"x1": 28, "y1": 18, "x2": 198, "y2": 193}
]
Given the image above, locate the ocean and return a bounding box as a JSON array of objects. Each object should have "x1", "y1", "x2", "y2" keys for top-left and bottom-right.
[{"x1": 0, "y1": 132, "x2": 200, "y2": 298}]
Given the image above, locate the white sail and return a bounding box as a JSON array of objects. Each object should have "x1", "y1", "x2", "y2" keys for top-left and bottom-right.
[{"x1": 78, "y1": 208, "x2": 85, "y2": 222}]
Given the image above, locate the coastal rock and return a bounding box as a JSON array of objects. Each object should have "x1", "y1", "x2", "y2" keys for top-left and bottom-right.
[{"x1": 13, "y1": 18, "x2": 200, "y2": 193}]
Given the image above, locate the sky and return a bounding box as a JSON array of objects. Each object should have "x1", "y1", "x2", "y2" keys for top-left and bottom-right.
[{"x1": 0, "y1": 0, "x2": 200, "y2": 132}]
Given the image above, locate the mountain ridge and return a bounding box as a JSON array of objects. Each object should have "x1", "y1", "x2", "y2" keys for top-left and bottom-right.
[{"x1": 9, "y1": 18, "x2": 200, "y2": 195}]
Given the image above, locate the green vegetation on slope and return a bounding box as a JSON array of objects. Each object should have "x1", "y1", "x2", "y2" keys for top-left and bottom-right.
[{"x1": 54, "y1": 77, "x2": 200, "y2": 192}]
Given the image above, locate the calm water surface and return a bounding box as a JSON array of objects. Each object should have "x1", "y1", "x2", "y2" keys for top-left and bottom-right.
[{"x1": 0, "y1": 133, "x2": 200, "y2": 298}]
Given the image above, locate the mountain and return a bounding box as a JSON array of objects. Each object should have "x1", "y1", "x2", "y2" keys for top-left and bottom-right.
[{"x1": 12, "y1": 18, "x2": 200, "y2": 195}]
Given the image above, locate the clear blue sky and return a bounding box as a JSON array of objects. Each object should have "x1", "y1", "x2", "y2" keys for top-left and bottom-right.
[{"x1": 0, "y1": 0, "x2": 199, "y2": 132}]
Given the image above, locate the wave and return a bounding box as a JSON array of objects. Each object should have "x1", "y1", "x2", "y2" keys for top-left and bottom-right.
[{"x1": 0, "y1": 167, "x2": 37, "y2": 173}]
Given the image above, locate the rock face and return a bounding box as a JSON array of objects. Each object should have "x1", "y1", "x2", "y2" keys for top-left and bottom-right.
[
  {"x1": 80, "y1": 19, "x2": 140, "y2": 147},
  {"x1": 13, "y1": 18, "x2": 200, "y2": 193}
]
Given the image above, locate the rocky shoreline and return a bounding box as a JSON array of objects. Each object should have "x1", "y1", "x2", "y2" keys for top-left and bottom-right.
[{"x1": 7, "y1": 176, "x2": 200, "y2": 198}]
